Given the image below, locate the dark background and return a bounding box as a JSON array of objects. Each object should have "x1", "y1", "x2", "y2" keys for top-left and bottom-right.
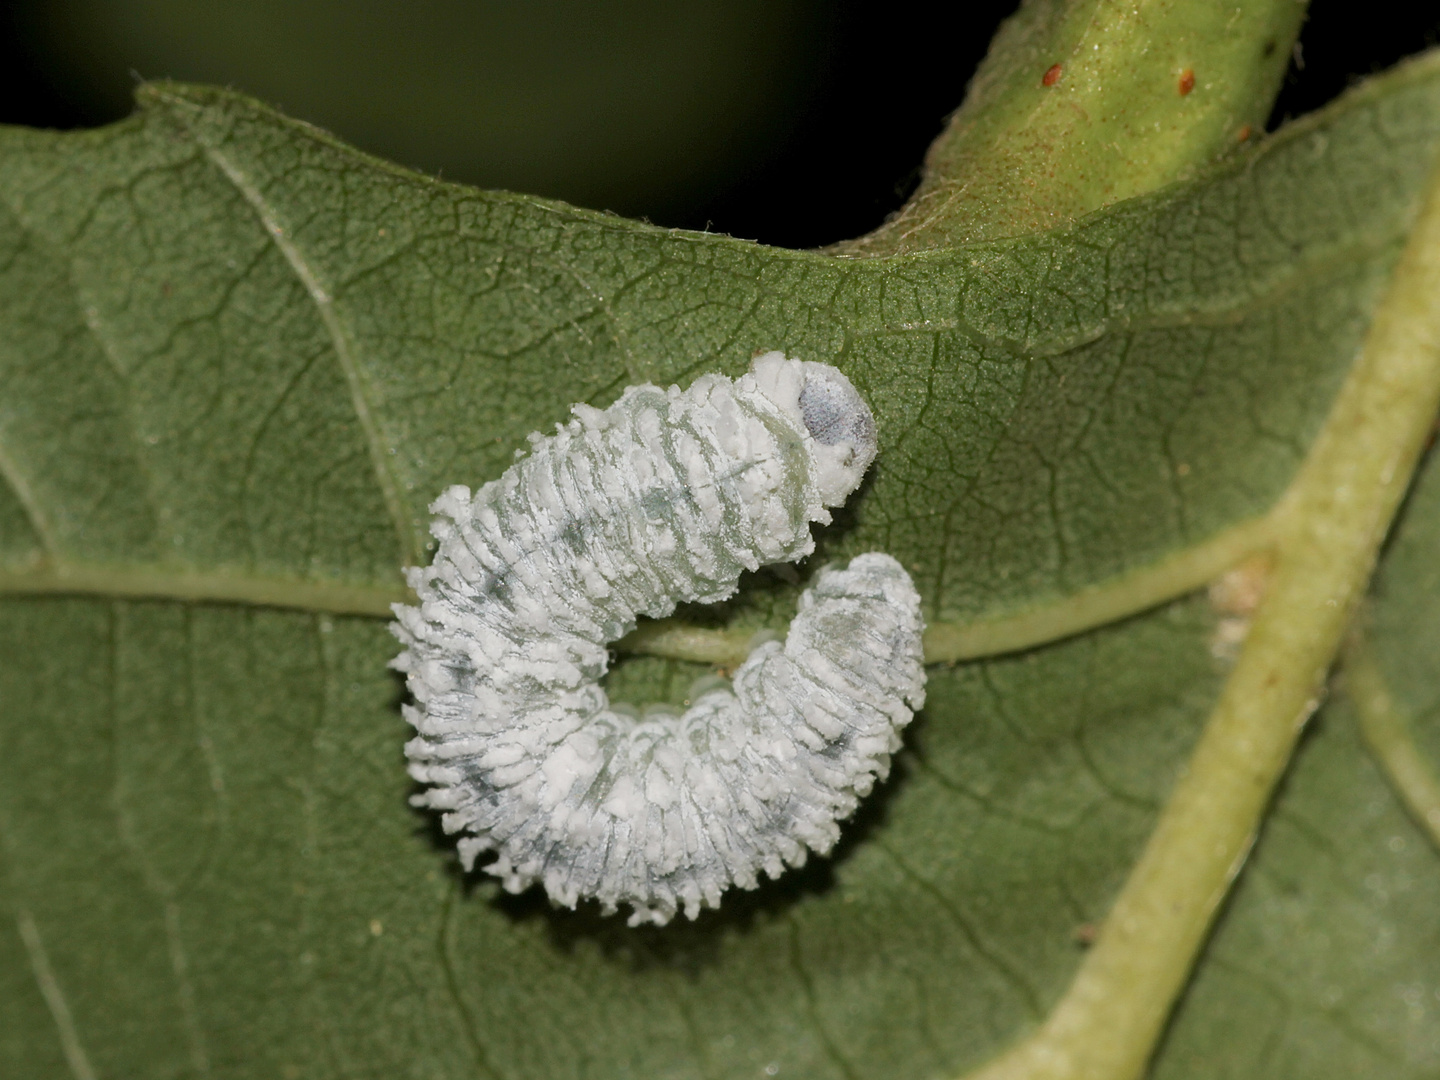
[{"x1": 0, "y1": 0, "x2": 1436, "y2": 249}]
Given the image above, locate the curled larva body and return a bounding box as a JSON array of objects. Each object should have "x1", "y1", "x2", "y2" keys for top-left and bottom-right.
[{"x1": 391, "y1": 352, "x2": 926, "y2": 926}]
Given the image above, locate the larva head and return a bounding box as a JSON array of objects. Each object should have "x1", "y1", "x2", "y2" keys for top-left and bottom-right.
[
  {"x1": 799, "y1": 359, "x2": 876, "y2": 464},
  {"x1": 749, "y1": 351, "x2": 878, "y2": 506}
]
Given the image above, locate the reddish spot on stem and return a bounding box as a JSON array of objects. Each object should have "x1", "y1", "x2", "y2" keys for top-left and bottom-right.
[
  {"x1": 1237, "y1": 123, "x2": 1253, "y2": 142},
  {"x1": 1178, "y1": 68, "x2": 1195, "y2": 96},
  {"x1": 1042, "y1": 63, "x2": 1063, "y2": 87}
]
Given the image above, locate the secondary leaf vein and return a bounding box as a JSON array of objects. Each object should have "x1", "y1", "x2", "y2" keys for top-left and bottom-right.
[{"x1": 158, "y1": 100, "x2": 420, "y2": 567}]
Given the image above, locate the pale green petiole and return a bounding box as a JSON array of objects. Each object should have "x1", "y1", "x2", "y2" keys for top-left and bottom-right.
[{"x1": 954, "y1": 156, "x2": 1440, "y2": 1080}]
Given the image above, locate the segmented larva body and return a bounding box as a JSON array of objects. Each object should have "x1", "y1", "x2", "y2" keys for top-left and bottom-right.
[{"x1": 391, "y1": 352, "x2": 926, "y2": 926}]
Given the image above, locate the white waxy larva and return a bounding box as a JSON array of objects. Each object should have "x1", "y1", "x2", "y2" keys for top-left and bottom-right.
[{"x1": 391, "y1": 352, "x2": 926, "y2": 926}]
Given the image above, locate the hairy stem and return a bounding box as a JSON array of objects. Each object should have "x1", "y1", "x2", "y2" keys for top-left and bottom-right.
[
  {"x1": 959, "y1": 154, "x2": 1440, "y2": 1080},
  {"x1": 837, "y1": 0, "x2": 1305, "y2": 254}
]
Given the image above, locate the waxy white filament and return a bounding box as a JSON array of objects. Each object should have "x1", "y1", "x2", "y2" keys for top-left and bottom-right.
[{"x1": 392, "y1": 353, "x2": 926, "y2": 925}]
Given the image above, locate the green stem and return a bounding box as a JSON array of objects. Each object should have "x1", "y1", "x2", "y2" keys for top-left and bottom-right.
[
  {"x1": 959, "y1": 152, "x2": 1440, "y2": 1080},
  {"x1": 838, "y1": 0, "x2": 1305, "y2": 253}
]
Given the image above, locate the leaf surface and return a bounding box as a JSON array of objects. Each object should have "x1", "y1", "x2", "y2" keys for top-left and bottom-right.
[{"x1": 3, "y1": 54, "x2": 1440, "y2": 1080}]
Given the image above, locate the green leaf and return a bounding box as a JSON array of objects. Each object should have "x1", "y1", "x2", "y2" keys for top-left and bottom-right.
[
  {"x1": 1232, "y1": 417, "x2": 1440, "y2": 1077},
  {"x1": 1153, "y1": 699, "x2": 1440, "y2": 1078},
  {"x1": 4, "y1": 50, "x2": 1440, "y2": 1080},
  {"x1": 1152, "y1": 438, "x2": 1440, "y2": 1075}
]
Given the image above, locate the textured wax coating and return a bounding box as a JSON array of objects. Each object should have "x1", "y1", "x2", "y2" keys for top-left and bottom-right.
[{"x1": 391, "y1": 352, "x2": 926, "y2": 926}]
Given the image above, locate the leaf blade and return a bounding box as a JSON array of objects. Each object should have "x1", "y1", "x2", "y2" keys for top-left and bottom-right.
[{"x1": 5, "y1": 49, "x2": 1440, "y2": 1080}]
